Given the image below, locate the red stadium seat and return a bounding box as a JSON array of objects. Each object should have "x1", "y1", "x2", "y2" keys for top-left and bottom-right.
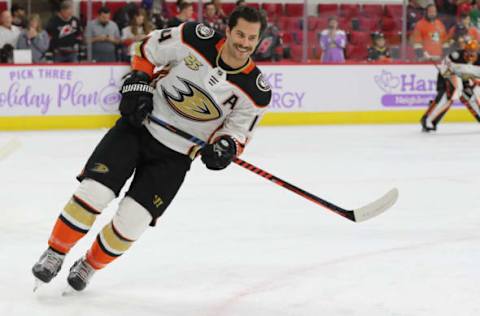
[
  {"x1": 337, "y1": 16, "x2": 351, "y2": 31},
  {"x1": 382, "y1": 16, "x2": 401, "y2": 32},
  {"x1": 346, "y1": 43, "x2": 368, "y2": 60},
  {"x1": 278, "y1": 17, "x2": 301, "y2": 32},
  {"x1": 105, "y1": 1, "x2": 127, "y2": 16},
  {"x1": 339, "y1": 4, "x2": 360, "y2": 19},
  {"x1": 282, "y1": 32, "x2": 294, "y2": 44},
  {"x1": 285, "y1": 3, "x2": 304, "y2": 17},
  {"x1": 385, "y1": 4, "x2": 403, "y2": 18},
  {"x1": 358, "y1": 16, "x2": 379, "y2": 32},
  {"x1": 79, "y1": 0, "x2": 103, "y2": 24},
  {"x1": 262, "y1": 3, "x2": 283, "y2": 17},
  {"x1": 222, "y1": 3, "x2": 236, "y2": 15},
  {"x1": 308, "y1": 31, "x2": 319, "y2": 46},
  {"x1": 165, "y1": 2, "x2": 178, "y2": 17},
  {"x1": 383, "y1": 31, "x2": 402, "y2": 46},
  {"x1": 247, "y1": 2, "x2": 260, "y2": 10},
  {"x1": 317, "y1": 4, "x2": 338, "y2": 17},
  {"x1": 362, "y1": 4, "x2": 384, "y2": 17},
  {"x1": 0, "y1": 1, "x2": 7, "y2": 12},
  {"x1": 349, "y1": 31, "x2": 369, "y2": 46},
  {"x1": 307, "y1": 16, "x2": 327, "y2": 31},
  {"x1": 289, "y1": 44, "x2": 303, "y2": 62}
]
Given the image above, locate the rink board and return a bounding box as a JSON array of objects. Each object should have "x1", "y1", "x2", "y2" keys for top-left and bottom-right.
[{"x1": 0, "y1": 63, "x2": 476, "y2": 130}]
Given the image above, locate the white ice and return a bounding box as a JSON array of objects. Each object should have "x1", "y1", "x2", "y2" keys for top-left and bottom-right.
[{"x1": 1, "y1": 123, "x2": 479, "y2": 316}]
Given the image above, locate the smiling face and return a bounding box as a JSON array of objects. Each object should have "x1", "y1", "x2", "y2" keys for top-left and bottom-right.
[{"x1": 223, "y1": 17, "x2": 261, "y2": 65}]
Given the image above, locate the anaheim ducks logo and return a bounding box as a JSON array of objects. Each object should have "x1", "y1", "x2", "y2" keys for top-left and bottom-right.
[{"x1": 161, "y1": 77, "x2": 222, "y2": 121}]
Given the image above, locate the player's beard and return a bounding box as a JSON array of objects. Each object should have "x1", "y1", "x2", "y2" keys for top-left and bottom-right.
[{"x1": 231, "y1": 43, "x2": 252, "y2": 62}]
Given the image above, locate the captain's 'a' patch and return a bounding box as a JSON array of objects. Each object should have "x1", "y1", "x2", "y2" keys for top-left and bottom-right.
[{"x1": 195, "y1": 24, "x2": 215, "y2": 39}]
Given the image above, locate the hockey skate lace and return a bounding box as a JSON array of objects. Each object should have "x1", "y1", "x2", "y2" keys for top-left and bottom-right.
[
  {"x1": 42, "y1": 251, "x2": 63, "y2": 273},
  {"x1": 75, "y1": 261, "x2": 94, "y2": 282}
]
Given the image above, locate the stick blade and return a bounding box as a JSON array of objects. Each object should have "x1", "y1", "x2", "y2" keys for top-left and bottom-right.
[{"x1": 353, "y1": 188, "x2": 399, "y2": 222}]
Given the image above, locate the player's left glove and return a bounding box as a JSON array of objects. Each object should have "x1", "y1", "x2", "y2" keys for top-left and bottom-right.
[
  {"x1": 200, "y1": 136, "x2": 237, "y2": 170},
  {"x1": 119, "y1": 71, "x2": 154, "y2": 128}
]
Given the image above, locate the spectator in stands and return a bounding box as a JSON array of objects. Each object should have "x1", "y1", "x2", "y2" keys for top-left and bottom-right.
[
  {"x1": 319, "y1": 16, "x2": 346, "y2": 63},
  {"x1": 470, "y1": 0, "x2": 480, "y2": 30},
  {"x1": 142, "y1": 0, "x2": 169, "y2": 29},
  {"x1": 121, "y1": 8, "x2": 153, "y2": 61},
  {"x1": 167, "y1": 2, "x2": 194, "y2": 28},
  {"x1": 253, "y1": 19, "x2": 283, "y2": 61},
  {"x1": 113, "y1": 2, "x2": 139, "y2": 32},
  {"x1": 367, "y1": 32, "x2": 392, "y2": 62},
  {"x1": 46, "y1": 0, "x2": 83, "y2": 63},
  {"x1": 447, "y1": 13, "x2": 479, "y2": 45},
  {"x1": 212, "y1": 0, "x2": 227, "y2": 21},
  {"x1": 0, "y1": 10, "x2": 21, "y2": 49},
  {"x1": 17, "y1": 14, "x2": 50, "y2": 63},
  {"x1": 85, "y1": 6, "x2": 121, "y2": 62},
  {"x1": 11, "y1": 4, "x2": 27, "y2": 29},
  {"x1": 204, "y1": 2, "x2": 226, "y2": 34},
  {"x1": 411, "y1": 3, "x2": 449, "y2": 61}
]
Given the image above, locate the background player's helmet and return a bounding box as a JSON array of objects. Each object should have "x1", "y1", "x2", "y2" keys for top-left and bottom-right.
[{"x1": 464, "y1": 39, "x2": 479, "y2": 63}]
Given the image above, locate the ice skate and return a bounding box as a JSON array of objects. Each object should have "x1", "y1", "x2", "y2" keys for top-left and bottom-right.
[
  {"x1": 32, "y1": 248, "x2": 65, "y2": 291},
  {"x1": 421, "y1": 115, "x2": 437, "y2": 132},
  {"x1": 66, "y1": 257, "x2": 96, "y2": 292}
]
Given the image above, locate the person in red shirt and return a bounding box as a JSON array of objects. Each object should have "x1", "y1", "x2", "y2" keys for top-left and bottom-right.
[{"x1": 411, "y1": 4, "x2": 449, "y2": 61}]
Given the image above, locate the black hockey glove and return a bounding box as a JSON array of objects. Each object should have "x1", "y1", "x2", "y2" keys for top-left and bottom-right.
[
  {"x1": 119, "y1": 71, "x2": 154, "y2": 128},
  {"x1": 200, "y1": 136, "x2": 237, "y2": 170}
]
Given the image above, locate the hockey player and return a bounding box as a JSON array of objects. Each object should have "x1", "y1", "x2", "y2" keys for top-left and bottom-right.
[
  {"x1": 421, "y1": 39, "x2": 480, "y2": 132},
  {"x1": 32, "y1": 6, "x2": 271, "y2": 292}
]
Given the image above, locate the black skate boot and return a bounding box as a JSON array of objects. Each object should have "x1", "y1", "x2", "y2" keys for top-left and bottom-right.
[
  {"x1": 32, "y1": 248, "x2": 65, "y2": 291},
  {"x1": 66, "y1": 257, "x2": 96, "y2": 292},
  {"x1": 421, "y1": 115, "x2": 437, "y2": 132}
]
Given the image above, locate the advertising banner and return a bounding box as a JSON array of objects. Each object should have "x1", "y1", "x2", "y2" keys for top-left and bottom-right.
[
  {"x1": 0, "y1": 65, "x2": 129, "y2": 117},
  {"x1": 260, "y1": 64, "x2": 442, "y2": 112}
]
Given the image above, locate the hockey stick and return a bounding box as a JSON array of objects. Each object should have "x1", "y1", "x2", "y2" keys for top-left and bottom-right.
[{"x1": 148, "y1": 115, "x2": 398, "y2": 222}]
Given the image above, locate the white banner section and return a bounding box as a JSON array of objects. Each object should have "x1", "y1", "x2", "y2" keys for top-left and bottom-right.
[{"x1": 0, "y1": 64, "x2": 442, "y2": 117}]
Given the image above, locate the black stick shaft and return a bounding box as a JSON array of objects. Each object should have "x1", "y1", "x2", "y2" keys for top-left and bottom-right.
[{"x1": 148, "y1": 115, "x2": 355, "y2": 221}]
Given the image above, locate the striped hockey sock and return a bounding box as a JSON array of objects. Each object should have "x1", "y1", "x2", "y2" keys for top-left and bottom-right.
[
  {"x1": 48, "y1": 195, "x2": 100, "y2": 254},
  {"x1": 85, "y1": 221, "x2": 134, "y2": 270}
]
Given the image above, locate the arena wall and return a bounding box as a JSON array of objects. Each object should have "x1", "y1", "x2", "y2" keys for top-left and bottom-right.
[{"x1": 0, "y1": 63, "x2": 474, "y2": 130}]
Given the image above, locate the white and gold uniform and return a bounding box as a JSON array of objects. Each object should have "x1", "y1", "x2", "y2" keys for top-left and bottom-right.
[{"x1": 134, "y1": 22, "x2": 272, "y2": 157}]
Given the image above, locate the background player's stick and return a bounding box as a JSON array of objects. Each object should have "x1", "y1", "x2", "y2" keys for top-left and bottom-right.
[{"x1": 148, "y1": 115, "x2": 398, "y2": 222}]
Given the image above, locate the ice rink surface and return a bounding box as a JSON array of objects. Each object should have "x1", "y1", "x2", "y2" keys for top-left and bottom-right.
[{"x1": 1, "y1": 123, "x2": 479, "y2": 316}]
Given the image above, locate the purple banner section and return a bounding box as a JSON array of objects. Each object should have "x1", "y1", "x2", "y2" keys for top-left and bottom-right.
[
  {"x1": 382, "y1": 94, "x2": 436, "y2": 107},
  {"x1": 382, "y1": 94, "x2": 463, "y2": 107}
]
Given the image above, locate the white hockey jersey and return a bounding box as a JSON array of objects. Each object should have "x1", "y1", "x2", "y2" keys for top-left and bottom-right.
[{"x1": 133, "y1": 22, "x2": 272, "y2": 158}]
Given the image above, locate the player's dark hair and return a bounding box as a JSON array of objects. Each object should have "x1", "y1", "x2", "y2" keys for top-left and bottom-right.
[
  {"x1": 178, "y1": 1, "x2": 193, "y2": 12},
  {"x1": 98, "y1": 6, "x2": 111, "y2": 15},
  {"x1": 228, "y1": 5, "x2": 267, "y2": 37}
]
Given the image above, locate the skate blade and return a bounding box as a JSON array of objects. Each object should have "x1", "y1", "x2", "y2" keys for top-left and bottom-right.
[
  {"x1": 33, "y1": 278, "x2": 45, "y2": 292},
  {"x1": 61, "y1": 285, "x2": 77, "y2": 296}
]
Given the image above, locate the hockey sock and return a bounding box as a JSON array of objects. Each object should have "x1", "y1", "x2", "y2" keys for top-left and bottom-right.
[
  {"x1": 85, "y1": 221, "x2": 134, "y2": 269},
  {"x1": 48, "y1": 196, "x2": 100, "y2": 254},
  {"x1": 85, "y1": 196, "x2": 152, "y2": 270},
  {"x1": 47, "y1": 179, "x2": 115, "y2": 254}
]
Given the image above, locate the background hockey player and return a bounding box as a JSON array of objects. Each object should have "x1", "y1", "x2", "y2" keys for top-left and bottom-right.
[
  {"x1": 421, "y1": 39, "x2": 480, "y2": 132},
  {"x1": 32, "y1": 6, "x2": 271, "y2": 292}
]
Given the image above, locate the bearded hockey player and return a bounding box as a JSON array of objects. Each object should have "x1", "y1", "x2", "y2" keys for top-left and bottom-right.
[
  {"x1": 32, "y1": 6, "x2": 271, "y2": 292},
  {"x1": 421, "y1": 39, "x2": 480, "y2": 132}
]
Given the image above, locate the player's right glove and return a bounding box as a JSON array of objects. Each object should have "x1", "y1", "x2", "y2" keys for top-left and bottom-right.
[
  {"x1": 200, "y1": 136, "x2": 237, "y2": 170},
  {"x1": 119, "y1": 71, "x2": 154, "y2": 127}
]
